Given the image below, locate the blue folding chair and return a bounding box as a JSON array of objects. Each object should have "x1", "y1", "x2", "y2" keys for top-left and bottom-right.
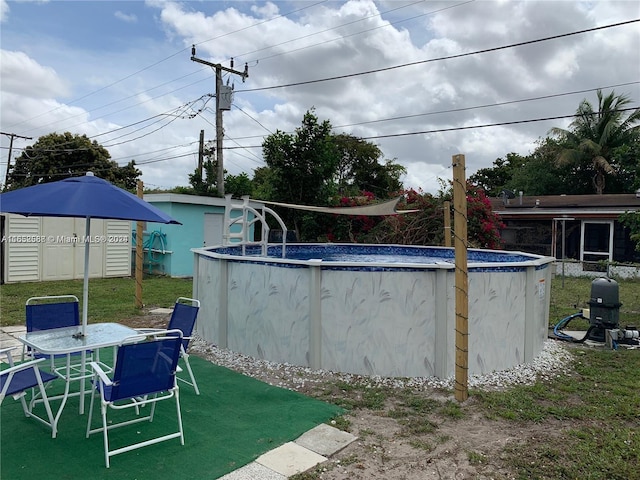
[
  {"x1": 86, "y1": 331, "x2": 185, "y2": 468},
  {"x1": 1, "y1": 347, "x2": 58, "y2": 437},
  {"x1": 26, "y1": 295, "x2": 80, "y2": 333},
  {"x1": 24, "y1": 295, "x2": 101, "y2": 379},
  {"x1": 137, "y1": 297, "x2": 201, "y2": 395},
  {"x1": 24, "y1": 295, "x2": 80, "y2": 360}
]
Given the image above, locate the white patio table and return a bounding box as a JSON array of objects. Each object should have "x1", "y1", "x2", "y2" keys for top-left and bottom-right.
[{"x1": 19, "y1": 322, "x2": 138, "y2": 438}]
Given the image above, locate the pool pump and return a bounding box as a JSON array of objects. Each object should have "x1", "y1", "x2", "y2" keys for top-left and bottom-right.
[
  {"x1": 552, "y1": 277, "x2": 639, "y2": 347},
  {"x1": 586, "y1": 277, "x2": 622, "y2": 342}
]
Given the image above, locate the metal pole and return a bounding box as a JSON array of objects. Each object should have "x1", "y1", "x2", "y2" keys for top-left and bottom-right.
[
  {"x1": 553, "y1": 217, "x2": 575, "y2": 289},
  {"x1": 561, "y1": 219, "x2": 566, "y2": 288},
  {"x1": 135, "y1": 181, "x2": 144, "y2": 308}
]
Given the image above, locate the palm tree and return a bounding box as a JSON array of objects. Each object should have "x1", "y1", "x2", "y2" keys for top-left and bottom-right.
[{"x1": 550, "y1": 89, "x2": 640, "y2": 194}]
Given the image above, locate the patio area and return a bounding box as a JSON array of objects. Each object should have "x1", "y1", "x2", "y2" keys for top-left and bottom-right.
[{"x1": 1, "y1": 326, "x2": 355, "y2": 479}]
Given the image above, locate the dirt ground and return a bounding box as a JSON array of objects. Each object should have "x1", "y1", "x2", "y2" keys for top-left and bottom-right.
[
  {"x1": 121, "y1": 311, "x2": 560, "y2": 480},
  {"x1": 318, "y1": 405, "x2": 526, "y2": 480}
]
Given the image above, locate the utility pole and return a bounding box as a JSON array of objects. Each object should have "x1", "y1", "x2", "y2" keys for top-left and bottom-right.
[
  {"x1": 1, "y1": 132, "x2": 32, "y2": 188},
  {"x1": 190, "y1": 46, "x2": 248, "y2": 195},
  {"x1": 198, "y1": 129, "x2": 205, "y2": 179}
]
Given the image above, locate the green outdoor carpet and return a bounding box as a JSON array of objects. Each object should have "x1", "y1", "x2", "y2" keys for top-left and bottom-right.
[{"x1": 0, "y1": 355, "x2": 343, "y2": 479}]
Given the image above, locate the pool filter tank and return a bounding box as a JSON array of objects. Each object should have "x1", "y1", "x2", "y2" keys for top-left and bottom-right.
[{"x1": 587, "y1": 277, "x2": 622, "y2": 342}]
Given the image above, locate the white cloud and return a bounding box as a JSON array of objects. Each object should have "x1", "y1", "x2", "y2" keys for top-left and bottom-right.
[
  {"x1": 0, "y1": 0, "x2": 9, "y2": 23},
  {"x1": 0, "y1": 50, "x2": 69, "y2": 97},
  {"x1": 114, "y1": 10, "x2": 137, "y2": 23},
  {"x1": 1, "y1": 1, "x2": 638, "y2": 194}
]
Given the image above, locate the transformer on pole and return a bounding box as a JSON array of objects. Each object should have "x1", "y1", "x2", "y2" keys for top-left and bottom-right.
[{"x1": 190, "y1": 46, "x2": 249, "y2": 195}]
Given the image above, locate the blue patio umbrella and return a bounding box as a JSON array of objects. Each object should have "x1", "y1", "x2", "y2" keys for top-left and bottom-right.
[{"x1": 0, "y1": 172, "x2": 181, "y2": 335}]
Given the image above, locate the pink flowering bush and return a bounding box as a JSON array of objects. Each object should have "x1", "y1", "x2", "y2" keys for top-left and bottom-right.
[{"x1": 322, "y1": 185, "x2": 505, "y2": 249}]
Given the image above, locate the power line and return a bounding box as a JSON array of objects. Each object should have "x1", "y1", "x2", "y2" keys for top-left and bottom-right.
[
  {"x1": 238, "y1": 0, "x2": 431, "y2": 61},
  {"x1": 6, "y1": 2, "x2": 329, "y2": 133},
  {"x1": 242, "y1": 0, "x2": 474, "y2": 64},
  {"x1": 333, "y1": 81, "x2": 640, "y2": 130},
  {"x1": 194, "y1": 0, "x2": 329, "y2": 51},
  {"x1": 4, "y1": 0, "x2": 467, "y2": 137},
  {"x1": 221, "y1": 107, "x2": 640, "y2": 148},
  {"x1": 7, "y1": 104, "x2": 635, "y2": 174},
  {"x1": 5, "y1": 82, "x2": 636, "y2": 166},
  {"x1": 232, "y1": 104, "x2": 274, "y2": 134},
  {"x1": 207, "y1": 81, "x2": 640, "y2": 142},
  {"x1": 235, "y1": 19, "x2": 640, "y2": 93}
]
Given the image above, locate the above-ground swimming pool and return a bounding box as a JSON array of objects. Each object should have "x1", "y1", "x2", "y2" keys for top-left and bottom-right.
[{"x1": 192, "y1": 243, "x2": 555, "y2": 379}]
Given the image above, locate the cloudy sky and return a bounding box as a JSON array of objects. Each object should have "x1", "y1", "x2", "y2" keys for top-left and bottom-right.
[{"x1": 1, "y1": 0, "x2": 638, "y2": 196}]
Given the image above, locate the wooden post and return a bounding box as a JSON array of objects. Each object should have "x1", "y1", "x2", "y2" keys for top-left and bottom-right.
[
  {"x1": 443, "y1": 200, "x2": 452, "y2": 247},
  {"x1": 135, "y1": 180, "x2": 144, "y2": 308},
  {"x1": 198, "y1": 129, "x2": 204, "y2": 179},
  {"x1": 452, "y1": 154, "x2": 469, "y2": 402}
]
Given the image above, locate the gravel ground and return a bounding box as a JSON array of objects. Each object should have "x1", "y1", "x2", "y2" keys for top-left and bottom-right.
[{"x1": 189, "y1": 336, "x2": 574, "y2": 392}]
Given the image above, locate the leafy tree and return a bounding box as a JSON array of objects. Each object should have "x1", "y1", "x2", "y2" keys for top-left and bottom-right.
[
  {"x1": 333, "y1": 134, "x2": 405, "y2": 198},
  {"x1": 5, "y1": 132, "x2": 140, "y2": 191},
  {"x1": 620, "y1": 211, "x2": 640, "y2": 253},
  {"x1": 262, "y1": 109, "x2": 339, "y2": 236},
  {"x1": 549, "y1": 89, "x2": 640, "y2": 194},
  {"x1": 469, "y1": 153, "x2": 521, "y2": 197},
  {"x1": 260, "y1": 109, "x2": 406, "y2": 240},
  {"x1": 469, "y1": 129, "x2": 639, "y2": 197},
  {"x1": 188, "y1": 158, "x2": 218, "y2": 196},
  {"x1": 507, "y1": 137, "x2": 588, "y2": 195},
  {"x1": 363, "y1": 188, "x2": 445, "y2": 245},
  {"x1": 225, "y1": 172, "x2": 253, "y2": 197},
  {"x1": 605, "y1": 142, "x2": 640, "y2": 193},
  {"x1": 251, "y1": 166, "x2": 277, "y2": 200},
  {"x1": 321, "y1": 191, "x2": 382, "y2": 243}
]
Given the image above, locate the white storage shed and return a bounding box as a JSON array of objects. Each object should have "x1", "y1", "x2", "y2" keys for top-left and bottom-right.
[{"x1": 1, "y1": 213, "x2": 131, "y2": 284}]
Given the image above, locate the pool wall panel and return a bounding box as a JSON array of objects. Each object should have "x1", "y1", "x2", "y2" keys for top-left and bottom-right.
[{"x1": 193, "y1": 245, "x2": 554, "y2": 379}]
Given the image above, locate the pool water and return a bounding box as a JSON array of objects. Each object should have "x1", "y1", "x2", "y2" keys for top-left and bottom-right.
[{"x1": 219, "y1": 243, "x2": 535, "y2": 265}]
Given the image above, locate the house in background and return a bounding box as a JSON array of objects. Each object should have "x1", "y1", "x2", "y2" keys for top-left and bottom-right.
[
  {"x1": 491, "y1": 192, "x2": 640, "y2": 278},
  {"x1": 140, "y1": 194, "x2": 261, "y2": 277}
]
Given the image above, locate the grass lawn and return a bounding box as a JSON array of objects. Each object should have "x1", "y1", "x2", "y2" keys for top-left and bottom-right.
[
  {"x1": 548, "y1": 275, "x2": 640, "y2": 330},
  {"x1": 0, "y1": 276, "x2": 193, "y2": 325},
  {"x1": 2, "y1": 273, "x2": 639, "y2": 479}
]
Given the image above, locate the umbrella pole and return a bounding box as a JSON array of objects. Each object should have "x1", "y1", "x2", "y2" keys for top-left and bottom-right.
[
  {"x1": 79, "y1": 216, "x2": 91, "y2": 414},
  {"x1": 82, "y1": 216, "x2": 91, "y2": 336}
]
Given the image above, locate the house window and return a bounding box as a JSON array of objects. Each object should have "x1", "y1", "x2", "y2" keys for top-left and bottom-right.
[{"x1": 581, "y1": 221, "x2": 614, "y2": 263}]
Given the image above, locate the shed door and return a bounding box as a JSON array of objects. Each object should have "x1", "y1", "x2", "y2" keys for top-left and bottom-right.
[
  {"x1": 41, "y1": 217, "x2": 104, "y2": 281},
  {"x1": 41, "y1": 217, "x2": 76, "y2": 281},
  {"x1": 4, "y1": 215, "x2": 41, "y2": 283},
  {"x1": 203, "y1": 213, "x2": 224, "y2": 248}
]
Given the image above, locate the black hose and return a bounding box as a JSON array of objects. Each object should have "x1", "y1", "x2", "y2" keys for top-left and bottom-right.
[
  {"x1": 551, "y1": 312, "x2": 586, "y2": 342},
  {"x1": 551, "y1": 313, "x2": 599, "y2": 343},
  {"x1": 572, "y1": 325, "x2": 597, "y2": 343}
]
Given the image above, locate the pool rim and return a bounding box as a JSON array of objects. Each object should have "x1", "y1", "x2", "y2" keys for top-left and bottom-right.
[{"x1": 192, "y1": 243, "x2": 555, "y2": 271}]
